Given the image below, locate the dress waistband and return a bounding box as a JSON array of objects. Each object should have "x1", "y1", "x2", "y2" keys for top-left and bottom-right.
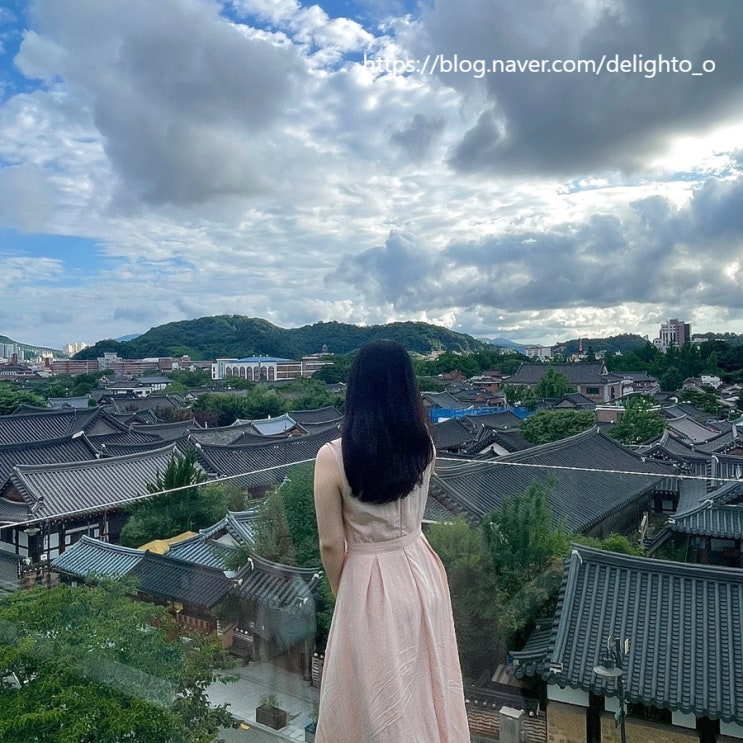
[{"x1": 346, "y1": 528, "x2": 422, "y2": 553}]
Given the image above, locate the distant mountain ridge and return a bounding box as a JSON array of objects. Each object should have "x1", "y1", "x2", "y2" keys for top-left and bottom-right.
[{"x1": 74, "y1": 316, "x2": 489, "y2": 361}]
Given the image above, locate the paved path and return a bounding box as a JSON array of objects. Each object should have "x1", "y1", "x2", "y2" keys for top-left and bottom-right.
[{"x1": 209, "y1": 660, "x2": 319, "y2": 742}]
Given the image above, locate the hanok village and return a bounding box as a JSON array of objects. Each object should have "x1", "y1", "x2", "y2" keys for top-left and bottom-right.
[{"x1": 0, "y1": 350, "x2": 741, "y2": 743}]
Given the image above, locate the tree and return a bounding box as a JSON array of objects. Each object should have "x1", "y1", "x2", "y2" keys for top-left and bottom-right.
[
  {"x1": 607, "y1": 395, "x2": 666, "y2": 445},
  {"x1": 534, "y1": 368, "x2": 571, "y2": 399},
  {"x1": 0, "y1": 384, "x2": 46, "y2": 415},
  {"x1": 0, "y1": 580, "x2": 237, "y2": 742},
  {"x1": 503, "y1": 384, "x2": 537, "y2": 409},
  {"x1": 481, "y1": 480, "x2": 570, "y2": 597},
  {"x1": 519, "y1": 409, "x2": 595, "y2": 445},
  {"x1": 252, "y1": 487, "x2": 296, "y2": 565},
  {"x1": 659, "y1": 366, "x2": 683, "y2": 392},
  {"x1": 426, "y1": 517, "x2": 500, "y2": 680},
  {"x1": 120, "y1": 450, "x2": 231, "y2": 547}
]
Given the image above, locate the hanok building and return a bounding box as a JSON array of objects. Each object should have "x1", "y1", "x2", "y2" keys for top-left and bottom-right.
[
  {"x1": 511, "y1": 546, "x2": 743, "y2": 743},
  {"x1": 505, "y1": 362, "x2": 633, "y2": 404},
  {"x1": 667, "y1": 501, "x2": 743, "y2": 567},
  {"x1": 431, "y1": 427, "x2": 678, "y2": 535},
  {"x1": 0, "y1": 445, "x2": 178, "y2": 565}
]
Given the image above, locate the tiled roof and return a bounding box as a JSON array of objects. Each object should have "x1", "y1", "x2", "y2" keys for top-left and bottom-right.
[
  {"x1": 664, "y1": 414, "x2": 721, "y2": 444},
  {"x1": 249, "y1": 414, "x2": 302, "y2": 437},
  {"x1": 466, "y1": 427, "x2": 533, "y2": 455},
  {"x1": 288, "y1": 407, "x2": 343, "y2": 425},
  {"x1": 554, "y1": 392, "x2": 596, "y2": 409},
  {"x1": 232, "y1": 553, "x2": 320, "y2": 608},
  {"x1": 51, "y1": 535, "x2": 144, "y2": 578},
  {"x1": 0, "y1": 407, "x2": 127, "y2": 444},
  {"x1": 506, "y1": 362, "x2": 607, "y2": 386},
  {"x1": 674, "y1": 479, "x2": 742, "y2": 516},
  {"x1": 0, "y1": 445, "x2": 177, "y2": 524},
  {"x1": 93, "y1": 429, "x2": 168, "y2": 449},
  {"x1": 432, "y1": 428, "x2": 674, "y2": 532},
  {"x1": 463, "y1": 410, "x2": 524, "y2": 429},
  {"x1": 188, "y1": 422, "x2": 255, "y2": 446},
  {"x1": 0, "y1": 433, "x2": 100, "y2": 485},
  {"x1": 165, "y1": 511, "x2": 257, "y2": 568},
  {"x1": 165, "y1": 534, "x2": 238, "y2": 569},
  {"x1": 433, "y1": 419, "x2": 476, "y2": 450},
  {"x1": 97, "y1": 438, "x2": 188, "y2": 458},
  {"x1": 423, "y1": 495, "x2": 459, "y2": 523},
  {"x1": 48, "y1": 396, "x2": 92, "y2": 409},
  {"x1": 695, "y1": 427, "x2": 742, "y2": 454},
  {"x1": 129, "y1": 551, "x2": 233, "y2": 608},
  {"x1": 668, "y1": 502, "x2": 743, "y2": 539},
  {"x1": 422, "y1": 391, "x2": 467, "y2": 410},
  {"x1": 194, "y1": 426, "x2": 340, "y2": 490},
  {"x1": 129, "y1": 420, "x2": 201, "y2": 440},
  {"x1": 516, "y1": 546, "x2": 743, "y2": 725}
]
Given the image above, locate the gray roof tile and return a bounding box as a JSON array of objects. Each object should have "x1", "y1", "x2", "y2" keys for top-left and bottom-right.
[
  {"x1": 433, "y1": 428, "x2": 675, "y2": 532},
  {"x1": 519, "y1": 546, "x2": 743, "y2": 724},
  {"x1": 51, "y1": 535, "x2": 144, "y2": 578},
  {"x1": 0, "y1": 445, "x2": 178, "y2": 524},
  {"x1": 0, "y1": 433, "x2": 100, "y2": 485},
  {"x1": 668, "y1": 502, "x2": 743, "y2": 539}
]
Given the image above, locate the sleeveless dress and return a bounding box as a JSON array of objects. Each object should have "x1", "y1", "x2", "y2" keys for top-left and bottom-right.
[{"x1": 315, "y1": 439, "x2": 469, "y2": 743}]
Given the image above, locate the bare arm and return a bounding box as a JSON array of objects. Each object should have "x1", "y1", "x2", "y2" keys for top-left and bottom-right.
[{"x1": 314, "y1": 443, "x2": 346, "y2": 597}]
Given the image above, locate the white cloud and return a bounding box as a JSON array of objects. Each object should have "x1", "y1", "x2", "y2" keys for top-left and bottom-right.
[{"x1": 1, "y1": 0, "x2": 743, "y2": 347}]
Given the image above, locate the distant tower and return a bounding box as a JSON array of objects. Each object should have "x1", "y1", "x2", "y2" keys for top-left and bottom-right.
[
  {"x1": 578, "y1": 337, "x2": 583, "y2": 354},
  {"x1": 321, "y1": 343, "x2": 329, "y2": 354}
]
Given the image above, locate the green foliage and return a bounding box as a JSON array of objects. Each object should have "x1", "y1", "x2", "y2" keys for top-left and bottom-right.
[
  {"x1": 120, "y1": 450, "x2": 230, "y2": 547},
  {"x1": 40, "y1": 371, "x2": 110, "y2": 399},
  {"x1": 481, "y1": 480, "x2": 571, "y2": 596},
  {"x1": 519, "y1": 409, "x2": 595, "y2": 444},
  {"x1": 192, "y1": 387, "x2": 284, "y2": 426},
  {"x1": 426, "y1": 517, "x2": 500, "y2": 680},
  {"x1": 607, "y1": 395, "x2": 666, "y2": 445},
  {"x1": 680, "y1": 386, "x2": 726, "y2": 416},
  {"x1": 503, "y1": 384, "x2": 537, "y2": 409},
  {"x1": 166, "y1": 368, "x2": 212, "y2": 387},
  {"x1": 534, "y1": 368, "x2": 571, "y2": 399},
  {"x1": 76, "y1": 316, "x2": 487, "y2": 361},
  {"x1": 0, "y1": 385, "x2": 47, "y2": 415},
  {"x1": 659, "y1": 367, "x2": 683, "y2": 392},
  {"x1": 311, "y1": 354, "x2": 353, "y2": 384},
  {"x1": 0, "y1": 580, "x2": 236, "y2": 742},
  {"x1": 572, "y1": 532, "x2": 643, "y2": 556},
  {"x1": 253, "y1": 488, "x2": 296, "y2": 565},
  {"x1": 280, "y1": 465, "x2": 322, "y2": 568}
]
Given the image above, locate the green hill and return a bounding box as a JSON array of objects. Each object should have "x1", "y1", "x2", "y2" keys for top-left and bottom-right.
[{"x1": 74, "y1": 316, "x2": 488, "y2": 361}]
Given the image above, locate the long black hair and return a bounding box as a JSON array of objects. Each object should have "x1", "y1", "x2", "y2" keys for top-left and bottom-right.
[{"x1": 342, "y1": 340, "x2": 432, "y2": 504}]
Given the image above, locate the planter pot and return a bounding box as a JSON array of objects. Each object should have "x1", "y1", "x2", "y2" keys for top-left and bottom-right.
[{"x1": 256, "y1": 704, "x2": 287, "y2": 730}]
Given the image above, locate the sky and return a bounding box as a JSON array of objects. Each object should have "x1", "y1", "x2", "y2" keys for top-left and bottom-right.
[{"x1": 1, "y1": 0, "x2": 742, "y2": 349}]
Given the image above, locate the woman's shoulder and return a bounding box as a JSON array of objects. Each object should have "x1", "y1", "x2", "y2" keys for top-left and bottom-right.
[{"x1": 316, "y1": 437, "x2": 342, "y2": 462}]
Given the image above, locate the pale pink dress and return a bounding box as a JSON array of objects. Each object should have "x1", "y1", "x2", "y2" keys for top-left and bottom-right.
[{"x1": 315, "y1": 439, "x2": 469, "y2": 743}]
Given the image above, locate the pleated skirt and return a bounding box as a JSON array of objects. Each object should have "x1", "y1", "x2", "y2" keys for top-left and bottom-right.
[{"x1": 315, "y1": 530, "x2": 470, "y2": 743}]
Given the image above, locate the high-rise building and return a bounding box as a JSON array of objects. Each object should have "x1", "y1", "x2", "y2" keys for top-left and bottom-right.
[{"x1": 653, "y1": 318, "x2": 691, "y2": 352}]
